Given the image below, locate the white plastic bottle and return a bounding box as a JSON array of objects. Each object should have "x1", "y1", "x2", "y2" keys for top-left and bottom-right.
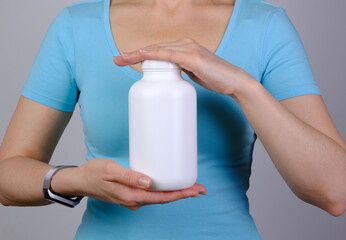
[{"x1": 129, "y1": 60, "x2": 197, "y2": 191}]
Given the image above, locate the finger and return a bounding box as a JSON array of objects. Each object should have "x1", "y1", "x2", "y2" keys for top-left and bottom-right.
[
  {"x1": 189, "y1": 183, "x2": 207, "y2": 195},
  {"x1": 137, "y1": 188, "x2": 200, "y2": 205},
  {"x1": 103, "y1": 162, "x2": 152, "y2": 189},
  {"x1": 113, "y1": 183, "x2": 197, "y2": 207},
  {"x1": 113, "y1": 50, "x2": 144, "y2": 66},
  {"x1": 126, "y1": 205, "x2": 142, "y2": 211},
  {"x1": 182, "y1": 68, "x2": 211, "y2": 90},
  {"x1": 139, "y1": 48, "x2": 191, "y2": 69},
  {"x1": 114, "y1": 39, "x2": 188, "y2": 64},
  {"x1": 113, "y1": 46, "x2": 188, "y2": 68}
]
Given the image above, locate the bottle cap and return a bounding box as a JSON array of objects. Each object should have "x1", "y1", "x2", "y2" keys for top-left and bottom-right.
[{"x1": 141, "y1": 60, "x2": 181, "y2": 70}]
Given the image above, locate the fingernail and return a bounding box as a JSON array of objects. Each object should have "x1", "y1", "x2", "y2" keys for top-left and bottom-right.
[{"x1": 139, "y1": 177, "x2": 150, "y2": 188}]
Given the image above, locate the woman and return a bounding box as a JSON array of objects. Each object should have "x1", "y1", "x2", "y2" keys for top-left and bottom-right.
[{"x1": 0, "y1": 0, "x2": 345, "y2": 239}]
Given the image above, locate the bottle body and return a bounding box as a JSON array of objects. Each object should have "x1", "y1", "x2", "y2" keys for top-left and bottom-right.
[{"x1": 128, "y1": 60, "x2": 197, "y2": 191}]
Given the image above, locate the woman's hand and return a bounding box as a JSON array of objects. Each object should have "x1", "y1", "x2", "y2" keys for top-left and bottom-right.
[
  {"x1": 57, "y1": 158, "x2": 207, "y2": 211},
  {"x1": 113, "y1": 37, "x2": 255, "y2": 97}
]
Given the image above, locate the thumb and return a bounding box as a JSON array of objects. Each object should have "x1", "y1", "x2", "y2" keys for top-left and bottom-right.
[
  {"x1": 108, "y1": 164, "x2": 152, "y2": 189},
  {"x1": 120, "y1": 169, "x2": 152, "y2": 189}
]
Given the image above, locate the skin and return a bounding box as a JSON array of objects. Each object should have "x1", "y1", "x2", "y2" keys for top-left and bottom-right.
[
  {"x1": 109, "y1": 0, "x2": 236, "y2": 74},
  {"x1": 0, "y1": 0, "x2": 345, "y2": 215}
]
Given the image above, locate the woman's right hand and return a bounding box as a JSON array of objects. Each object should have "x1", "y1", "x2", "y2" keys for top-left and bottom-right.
[{"x1": 52, "y1": 158, "x2": 207, "y2": 211}]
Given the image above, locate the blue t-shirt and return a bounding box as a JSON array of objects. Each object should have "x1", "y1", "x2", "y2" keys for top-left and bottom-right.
[{"x1": 21, "y1": 0, "x2": 321, "y2": 239}]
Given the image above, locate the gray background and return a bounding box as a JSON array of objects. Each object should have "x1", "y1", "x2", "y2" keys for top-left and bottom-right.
[{"x1": 0, "y1": 0, "x2": 345, "y2": 239}]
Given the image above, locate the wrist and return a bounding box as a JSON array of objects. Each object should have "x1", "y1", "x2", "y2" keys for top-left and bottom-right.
[
  {"x1": 229, "y1": 71, "x2": 263, "y2": 104},
  {"x1": 50, "y1": 166, "x2": 84, "y2": 197}
]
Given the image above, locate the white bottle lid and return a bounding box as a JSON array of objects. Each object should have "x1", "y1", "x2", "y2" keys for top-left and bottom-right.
[{"x1": 141, "y1": 60, "x2": 181, "y2": 71}]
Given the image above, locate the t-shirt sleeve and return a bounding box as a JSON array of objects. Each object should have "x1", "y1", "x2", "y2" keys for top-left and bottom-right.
[
  {"x1": 20, "y1": 7, "x2": 79, "y2": 112},
  {"x1": 261, "y1": 8, "x2": 321, "y2": 101}
]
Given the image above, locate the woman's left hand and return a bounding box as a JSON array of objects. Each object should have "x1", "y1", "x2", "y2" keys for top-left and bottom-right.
[{"x1": 113, "y1": 37, "x2": 255, "y2": 97}]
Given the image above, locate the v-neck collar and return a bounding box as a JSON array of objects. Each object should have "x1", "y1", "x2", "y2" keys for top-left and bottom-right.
[{"x1": 103, "y1": 0, "x2": 242, "y2": 81}]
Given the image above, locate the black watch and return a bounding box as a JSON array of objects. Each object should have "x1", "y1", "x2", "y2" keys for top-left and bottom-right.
[{"x1": 43, "y1": 165, "x2": 83, "y2": 208}]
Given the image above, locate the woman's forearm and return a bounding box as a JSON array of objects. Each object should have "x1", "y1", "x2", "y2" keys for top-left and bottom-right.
[
  {"x1": 0, "y1": 156, "x2": 78, "y2": 206},
  {"x1": 0, "y1": 156, "x2": 206, "y2": 209},
  {"x1": 231, "y1": 79, "x2": 346, "y2": 216}
]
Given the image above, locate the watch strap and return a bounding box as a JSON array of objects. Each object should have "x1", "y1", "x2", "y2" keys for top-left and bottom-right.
[{"x1": 43, "y1": 165, "x2": 83, "y2": 208}]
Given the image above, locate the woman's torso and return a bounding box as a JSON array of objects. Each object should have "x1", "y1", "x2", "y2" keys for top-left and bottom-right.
[
  {"x1": 66, "y1": 0, "x2": 273, "y2": 239},
  {"x1": 19, "y1": 0, "x2": 320, "y2": 237}
]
